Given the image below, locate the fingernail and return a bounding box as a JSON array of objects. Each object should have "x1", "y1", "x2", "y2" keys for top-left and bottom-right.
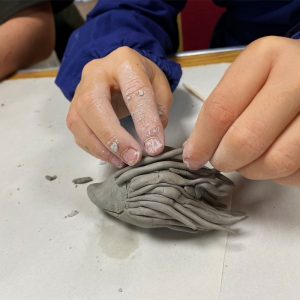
[
  {"x1": 183, "y1": 158, "x2": 207, "y2": 170},
  {"x1": 111, "y1": 156, "x2": 125, "y2": 169},
  {"x1": 144, "y1": 138, "x2": 163, "y2": 155},
  {"x1": 122, "y1": 148, "x2": 140, "y2": 166},
  {"x1": 183, "y1": 141, "x2": 208, "y2": 170}
]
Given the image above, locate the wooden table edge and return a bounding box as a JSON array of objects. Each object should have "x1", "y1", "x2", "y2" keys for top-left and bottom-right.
[{"x1": 7, "y1": 49, "x2": 242, "y2": 80}]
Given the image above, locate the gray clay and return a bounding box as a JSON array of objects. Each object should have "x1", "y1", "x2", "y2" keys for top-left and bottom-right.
[
  {"x1": 87, "y1": 148, "x2": 246, "y2": 233},
  {"x1": 64, "y1": 210, "x2": 79, "y2": 218},
  {"x1": 45, "y1": 175, "x2": 57, "y2": 181},
  {"x1": 72, "y1": 177, "x2": 93, "y2": 184}
]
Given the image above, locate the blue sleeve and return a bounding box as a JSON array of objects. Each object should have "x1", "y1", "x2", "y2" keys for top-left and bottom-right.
[
  {"x1": 287, "y1": 23, "x2": 300, "y2": 40},
  {"x1": 56, "y1": 0, "x2": 186, "y2": 100},
  {"x1": 291, "y1": 31, "x2": 300, "y2": 39},
  {"x1": 212, "y1": 0, "x2": 300, "y2": 47}
]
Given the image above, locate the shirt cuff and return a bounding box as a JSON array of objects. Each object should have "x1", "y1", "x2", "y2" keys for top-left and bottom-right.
[{"x1": 56, "y1": 46, "x2": 182, "y2": 101}]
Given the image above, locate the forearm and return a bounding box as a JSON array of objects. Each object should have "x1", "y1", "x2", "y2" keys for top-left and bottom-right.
[{"x1": 0, "y1": 2, "x2": 55, "y2": 80}]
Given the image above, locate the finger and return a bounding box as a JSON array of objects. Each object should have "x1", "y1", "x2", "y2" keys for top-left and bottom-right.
[
  {"x1": 183, "y1": 41, "x2": 272, "y2": 169},
  {"x1": 151, "y1": 67, "x2": 173, "y2": 128},
  {"x1": 74, "y1": 75, "x2": 143, "y2": 166},
  {"x1": 66, "y1": 109, "x2": 125, "y2": 168},
  {"x1": 238, "y1": 114, "x2": 300, "y2": 180},
  {"x1": 274, "y1": 169, "x2": 300, "y2": 187},
  {"x1": 115, "y1": 56, "x2": 165, "y2": 156},
  {"x1": 211, "y1": 55, "x2": 300, "y2": 172},
  {"x1": 111, "y1": 92, "x2": 130, "y2": 119},
  {"x1": 76, "y1": 139, "x2": 125, "y2": 168}
]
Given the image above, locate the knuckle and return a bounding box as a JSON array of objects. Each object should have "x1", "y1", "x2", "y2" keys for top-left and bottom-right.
[
  {"x1": 76, "y1": 91, "x2": 101, "y2": 114},
  {"x1": 66, "y1": 111, "x2": 78, "y2": 132},
  {"x1": 249, "y1": 36, "x2": 281, "y2": 52},
  {"x1": 132, "y1": 109, "x2": 160, "y2": 133},
  {"x1": 82, "y1": 59, "x2": 101, "y2": 77},
  {"x1": 102, "y1": 129, "x2": 115, "y2": 144},
  {"x1": 75, "y1": 96, "x2": 89, "y2": 114},
  {"x1": 113, "y1": 47, "x2": 144, "y2": 72},
  {"x1": 202, "y1": 98, "x2": 236, "y2": 128},
  {"x1": 267, "y1": 148, "x2": 298, "y2": 177},
  {"x1": 115, "y1": 46, "x2": 135, "y2": 57},
  {"x1": 123, "y1": 79, "x2": 149, "y2": 99},
  {"x1": 228, "y1": 125, "x2": 266, "y2": 157},
  {"x1": 248, "y1": 36, "x2": 290, "y2": 59}
]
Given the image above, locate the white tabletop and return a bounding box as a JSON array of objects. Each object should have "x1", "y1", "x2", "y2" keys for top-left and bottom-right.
[{"x1": 0, "y1": 64, "x2": 299, "y2": 300}]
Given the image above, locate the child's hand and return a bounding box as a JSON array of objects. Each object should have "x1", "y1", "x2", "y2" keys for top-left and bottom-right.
[
  {"x1": 183, "y1": 36, "x2": 300, "y2": 186},
  {"x1": 66, "y1": 46, "x2": 172, "y2": 168}
]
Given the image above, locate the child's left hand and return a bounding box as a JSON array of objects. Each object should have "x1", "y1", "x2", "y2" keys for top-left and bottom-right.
[{"x1": 183, "y1": 36, "x2": 300, "y2": 186}]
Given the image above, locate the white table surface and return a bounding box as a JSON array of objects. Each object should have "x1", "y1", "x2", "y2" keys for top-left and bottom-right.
[{"x1": 0, "y1": 64, "x2": 299, "y2": 300}]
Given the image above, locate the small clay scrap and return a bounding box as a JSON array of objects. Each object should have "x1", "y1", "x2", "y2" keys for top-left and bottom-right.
[
  {"x1": 88, "y1": 148, "x2": 246, "y2": 233},
  {"x1": 72, "y1": 177, "x2": 93, "y2": 184},
  {"x1": 45, "y1": 175, "x2": 57, "y2": 181},
  {"x1": 64, "y1": 210, "x2": 79, "y2": 218}
]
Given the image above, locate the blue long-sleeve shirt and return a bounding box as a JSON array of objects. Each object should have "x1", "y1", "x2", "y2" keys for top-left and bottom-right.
[{"x1": 56, "y1": 0, "x2": 300, "y2": 101}]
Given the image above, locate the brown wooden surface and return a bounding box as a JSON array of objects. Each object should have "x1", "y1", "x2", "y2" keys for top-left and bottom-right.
[
  {"x1": 174, "y1": 50, "x2": 241, "y2": 67},
  {"x1": 8, "y1": 50, "x2": 241, "y2": 80},
  {"x1": 9, "y1": 69, "x2": 58, "y2": 80}
]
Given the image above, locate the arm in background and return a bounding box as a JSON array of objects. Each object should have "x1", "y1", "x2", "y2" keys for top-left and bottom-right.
[{"x1": 0, "y1": 2, "x2": 55, "y2": 80}]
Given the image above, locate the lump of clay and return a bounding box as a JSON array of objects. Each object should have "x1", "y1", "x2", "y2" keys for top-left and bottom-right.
[{"x1": 87, "y1": 148, "x2": 246, "y2": 233}]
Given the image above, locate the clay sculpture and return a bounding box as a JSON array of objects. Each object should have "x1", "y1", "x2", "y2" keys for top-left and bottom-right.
[{"x1": 87, "y1": 148, "x2": 246, "y2": 233}]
